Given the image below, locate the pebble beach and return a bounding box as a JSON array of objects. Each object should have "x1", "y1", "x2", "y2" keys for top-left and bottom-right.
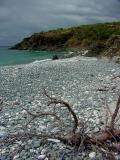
[{"x1": 0, "y1": 56, "x2": 120, "y2": 160}]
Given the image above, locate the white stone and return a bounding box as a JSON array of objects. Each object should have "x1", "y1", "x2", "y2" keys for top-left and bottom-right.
[
  {"x1": 13, "y1": 100, "x2": 20, "y2": 105},
  {"x1": 1, "y1": 149, "x2": 6, "y2": 154},
  {"x1": 41, "y1": 148, "x2": 47, "y2": 155},
  {"x1": 5, "y1": 113, "x2": 9, "y2": 116},
  {"x1": 27, "y1": 125, "x2": 31, "y2": 128},
  {"x1": 48, "y1": 138, "x2": 60, "y2": 143},
  {"x1": 28, "y1": 139, "x2": 32, "y2": 144},
  {"x1": 17, "y1": 141, "x2": 22, "y2": 145},
  {"x1": 0, "y1": 126, "x2": 6, "y2": 131},
  {"x1": 11, "y1": 146, "x2": 15, "y2": 151},
  {"x1": 21, "y1": 110, "x2": 27, "y2": 114},
  {"x1": 13, "y1": 154, "x2": 19, "y2": 160},
  {"x1": 85, "y1": 91, "x2": 89, "y2": 94},
  {"x1": 111, "y1": 69, "x2": 115, "y2": 72},
  {"x1": 38, "y1": 155, "x2": 46, "y2": 160},
  {"x1": 89, "y1": 152, "x2": 96, "y2": 159},
  {"x1": 62, "y1": 86, "x2": 65, "y2": 90},
  {"x1": 30, "y1": 149, "x2": 34, "y2": 152}
]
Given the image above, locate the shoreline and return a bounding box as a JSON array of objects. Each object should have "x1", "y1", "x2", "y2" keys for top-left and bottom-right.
[{"x1": 0, "y1": 55, "x2": 111, "y2": 68}]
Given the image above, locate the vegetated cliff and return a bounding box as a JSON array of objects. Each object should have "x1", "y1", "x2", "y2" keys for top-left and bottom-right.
[{"x1": 11, "y1": 21, "x2": 120, "y2": 59}]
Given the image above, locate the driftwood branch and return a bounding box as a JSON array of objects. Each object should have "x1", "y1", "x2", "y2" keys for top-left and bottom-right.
[
  {"x1": 0, "y1": 98, "x2": 3, "y2": 112},
  {"x1": 24, "y1": 93, "x2": 120, "y2": 155},
  {"x1": 24, "y1": 109, "x2": 63, "y2": 127},
  {"x1": 110, "y1": 95, "x2": 120, "y2": 130},
  {"x1": 1, "y1": 90, "x2": 120, "y2": 159},
  {"x1": 44, "y1": 89, "x2": 79, "y2": 133}
]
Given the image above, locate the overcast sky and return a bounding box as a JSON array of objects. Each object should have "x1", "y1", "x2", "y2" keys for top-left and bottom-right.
[{"x1": 0, "y1": 0, "x2": 120, "y2": 46}]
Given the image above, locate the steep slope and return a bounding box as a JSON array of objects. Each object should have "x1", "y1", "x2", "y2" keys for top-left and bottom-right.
[{"x1": 11, "y1": 22, "x2": 120, "y2": 58}]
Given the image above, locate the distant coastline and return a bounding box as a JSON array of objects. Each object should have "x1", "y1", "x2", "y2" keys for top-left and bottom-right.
[{"x1": 10, "y1": 21, "x2": 120, "y2": 63}]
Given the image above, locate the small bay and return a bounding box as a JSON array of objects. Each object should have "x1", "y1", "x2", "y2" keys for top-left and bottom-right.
[{"x1": 0, "y1": 47, "x2": 64, "y2": 66}]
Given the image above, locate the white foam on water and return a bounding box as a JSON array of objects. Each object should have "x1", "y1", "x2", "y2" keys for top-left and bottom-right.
[{"x1": 31, "y1": 59, "x2": 51, "y2": 64}]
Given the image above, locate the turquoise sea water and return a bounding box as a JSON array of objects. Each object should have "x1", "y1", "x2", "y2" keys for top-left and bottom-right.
[{"x1": 0, "y1": 47, "x2": 64, "y2": 66}]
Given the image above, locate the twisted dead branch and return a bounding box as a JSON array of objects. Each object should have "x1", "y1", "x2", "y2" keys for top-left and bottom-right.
[
  {"x1": 1, "y1": 91, "x2": 120, "y2": 159},
  {"x1": 44, "y1": 89, "x2": 78, "y2": 133},
  {"x1": 0, "y1": 98, "x2": 3, "y2": 111},
  {"x1": 24, "y1": 109, "x2": 63, "y2": 127},
  {"x1": 110, "y1": 95, "x2": 120, "y2": 130},
  {"x1": 22, "y1": 92, "x2": 120, "y2": 151}
]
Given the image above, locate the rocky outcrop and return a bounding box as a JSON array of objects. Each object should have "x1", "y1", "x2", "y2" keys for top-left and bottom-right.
[
  {"x1": 85, "y1": 41, "x2": 105, "y2": 57},
  {"x1": 85, "y1": 35, "x2": 120, "y2": 61},
  {"x1": 101, "y1": 35, "x2": 120, "y2": 57},
  {"x1": 11, "y1": 31, "x2": 73, "y2": 51},
  {"x1": 11, "y1": 21, "x2": 120, "y2": 60}
]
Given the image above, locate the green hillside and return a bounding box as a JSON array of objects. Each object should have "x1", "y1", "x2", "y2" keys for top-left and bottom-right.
[{"x1": 11, "y1": 21, "x2": 120, "y2": 59}]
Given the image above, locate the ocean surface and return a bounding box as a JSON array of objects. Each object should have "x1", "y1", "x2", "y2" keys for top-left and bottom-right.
[{"x1": 0, "y1": 47, "x2": 64, "y2": 66}]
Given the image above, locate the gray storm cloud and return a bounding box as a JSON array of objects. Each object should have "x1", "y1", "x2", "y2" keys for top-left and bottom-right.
[{"x1": 0, "y1": 0, "x2": 120, "y2": 46}]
